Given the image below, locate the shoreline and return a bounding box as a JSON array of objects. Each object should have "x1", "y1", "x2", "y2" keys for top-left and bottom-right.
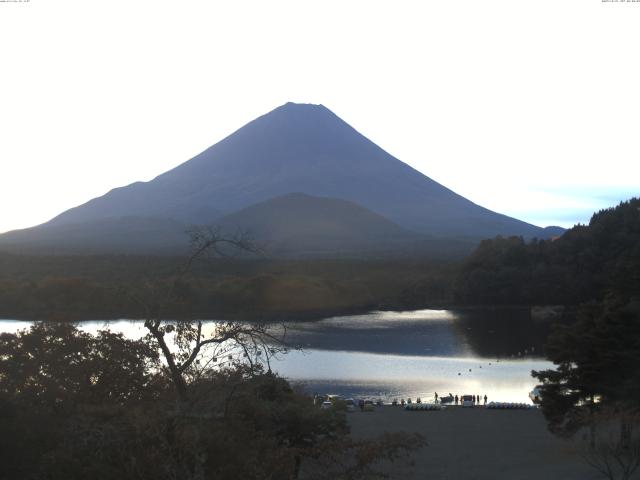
[{"x1": 0, "y1": 303, "x2": 559, "y2": 323}]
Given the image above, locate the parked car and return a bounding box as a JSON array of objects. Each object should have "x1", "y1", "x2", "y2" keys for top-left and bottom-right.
[
  {"x1": 529, "y1": 387, "x2": 542, "y2": 404},
  {"x1": 461, "y1": 395, "x2": 475, "y2": 407},
  {"x1": 320, "y1": 401, "x2": 333, "y2": 410}
]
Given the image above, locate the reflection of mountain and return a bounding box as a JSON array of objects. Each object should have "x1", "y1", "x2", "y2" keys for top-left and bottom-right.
[{"x1": 275, "y1": 309, "x2": 554, "y2": 358}]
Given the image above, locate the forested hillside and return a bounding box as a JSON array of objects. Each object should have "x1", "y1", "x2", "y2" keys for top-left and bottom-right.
[{"x1": 454, "y1": 198, "x2": 640, "y2": 306}]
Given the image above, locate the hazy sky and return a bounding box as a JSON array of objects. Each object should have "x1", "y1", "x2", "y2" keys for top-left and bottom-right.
[{"x1": 1, "y1": 0, "x2": 639, "y2": 234}]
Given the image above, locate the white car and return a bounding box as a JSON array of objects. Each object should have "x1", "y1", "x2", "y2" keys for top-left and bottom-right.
[
  {"x1": 320, "y1": 401, "x2": 333, "y2": 410},
  {"x1": 529, "y1": 387, "x2": 542, "y2": 404}
]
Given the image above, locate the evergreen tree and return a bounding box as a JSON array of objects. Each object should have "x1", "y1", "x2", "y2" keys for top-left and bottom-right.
[{"x1": 533, "y1": 297, "x2": 640, "y2": 436}]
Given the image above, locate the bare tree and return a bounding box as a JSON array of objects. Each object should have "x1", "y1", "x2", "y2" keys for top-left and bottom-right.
[
  {"x1": 580, "y1": 407, "x2": 640, "y2": 480},
  {"x1": 131, "y1": 226, "x2": 289, "y2": 403}
]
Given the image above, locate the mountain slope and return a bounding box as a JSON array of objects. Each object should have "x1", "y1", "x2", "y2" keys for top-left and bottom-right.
[
  {"x1": 0, "y1": 217, "x2": 189, "y2": 255},
  {"x1": 0, "y1": 194, "x2": 476, "y2": 257},
  {"x1": 216, "y1": 193, "x2": 418, "y2": 256},
  {"x1": 44, "y1": 102, "x2": 547, "y2": 239}
]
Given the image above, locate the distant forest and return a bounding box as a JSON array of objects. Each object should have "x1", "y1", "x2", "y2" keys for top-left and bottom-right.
[
  {"x1": 1, "y1": 198, "x2": 638, "y2": 320},
  {"x1": 454, "y1": 198, "x2": 640, "y2": 306},
  {"x1": 0, "y1": 254, "x2": 458, "y2": 321}
]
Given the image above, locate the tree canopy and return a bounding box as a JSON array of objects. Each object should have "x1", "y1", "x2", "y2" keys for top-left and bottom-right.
[
  {"x1": 511, "y1": 199, "x2": 640, "y2": 437},
  {"x1": 0, "y1": 323, "x2": 422, "y2": 479},
  {"x1": 454, "y1": 198, "x2": 640, "y2": 307}
]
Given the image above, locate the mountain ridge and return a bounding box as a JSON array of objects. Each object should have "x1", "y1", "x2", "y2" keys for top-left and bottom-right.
[
  {"x1": 0, "y1": 102, "x2": 562, "y2": 256},
  {"x1": 45, "y1": 102, "x2": 546, "y2": 238}
]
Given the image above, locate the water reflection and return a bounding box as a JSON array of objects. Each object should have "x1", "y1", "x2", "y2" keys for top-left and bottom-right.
[
  {"x1": 268, "y1": 309, "x2": 557, "y2": 402},
  {"x1": 273, "y1": 349, "x2": 551, "y2": 403},
  {"x1": 276, "y1": 308, "x2": 553, "y2": 359},
  {"x1": 0, "y1": 309, "x2": 558, "y2": 403}
]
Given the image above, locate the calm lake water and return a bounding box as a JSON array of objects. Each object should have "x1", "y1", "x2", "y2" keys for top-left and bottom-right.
[{"x1": 0, "y1": 309, "x2": 556, "y2": 403}]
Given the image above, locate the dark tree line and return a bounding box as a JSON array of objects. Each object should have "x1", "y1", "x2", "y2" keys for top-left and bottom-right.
[
  {"x1": 454, "y1": 198, "x2": 640, "y2": 306},
  {"x1": 454, "y1": 198, "x2": 640, "y2": 478},
  {"x1": 0, "y1": 252, "x2": 457, "y2": 321}
]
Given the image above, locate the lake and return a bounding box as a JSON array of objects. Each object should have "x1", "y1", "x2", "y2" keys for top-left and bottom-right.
[{"x1": 0, "y1": 308, "x2": 556, "y2": 403}]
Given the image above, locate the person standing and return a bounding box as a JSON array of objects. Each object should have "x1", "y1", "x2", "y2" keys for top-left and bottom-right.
[
  {"x1": 455, "y1": 394, "x2": 459, "y2": 405},
  {"x1": 435, "y1": 392, "x2": 439, "y2": 403},
  {"x1": 484, "y1": 394, "x2": 488, "y2": 405}
]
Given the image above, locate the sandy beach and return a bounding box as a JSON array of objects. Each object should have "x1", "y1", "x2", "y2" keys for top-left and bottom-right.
[{"x1": 347, "y1": 406, "x2": 600, "y2": 480}]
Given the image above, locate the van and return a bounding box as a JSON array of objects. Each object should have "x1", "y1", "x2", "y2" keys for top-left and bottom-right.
[{"x1": 461, "y1": 395, "x2": 475, "y2": 407}]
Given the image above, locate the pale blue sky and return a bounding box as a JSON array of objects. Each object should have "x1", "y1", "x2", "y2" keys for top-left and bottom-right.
[{"x1": 1, "y1": 0, "x2": 638, "y2": 233}]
